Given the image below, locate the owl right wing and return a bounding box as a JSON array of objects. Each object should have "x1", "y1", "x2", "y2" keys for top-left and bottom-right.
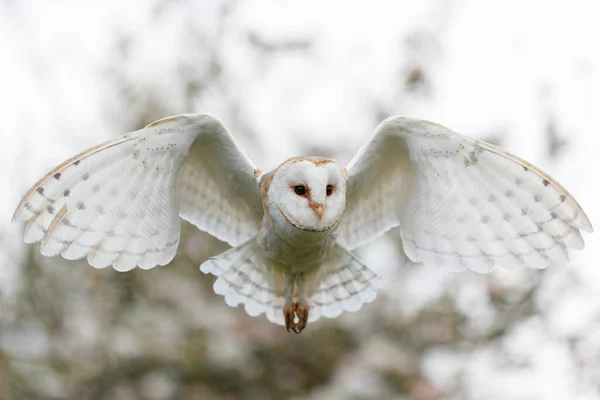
[
  {"x1": 337, "y1": 116, "x2": 592, "y2": 272},
  {"x1": 12, "y1": 114, "x2": 263, "y2": 271}
]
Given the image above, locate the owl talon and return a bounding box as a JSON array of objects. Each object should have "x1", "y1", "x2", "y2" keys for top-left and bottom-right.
[
  {"x1": 283, "y1": 302, "x2": 310, "y2": 333},
  {"x1": 294, "y1": 302, "x2": 309, "y2": 333},
  {"x1": 284, "y1": 304, "x2": 296, "y2": 332}
]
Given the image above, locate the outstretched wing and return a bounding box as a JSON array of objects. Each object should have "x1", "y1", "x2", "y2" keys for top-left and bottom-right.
[
  {"x1": 13, "y1": 114, "x2": 263, "y2": 271},
  {"x1": 337, "y1": 116, "x2": 593, "y2": 272}
]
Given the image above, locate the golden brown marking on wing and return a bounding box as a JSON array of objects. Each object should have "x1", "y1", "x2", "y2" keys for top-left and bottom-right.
[
  {"x1": 144, "y1": 115, "x2": 181, "y2": 128},
  {"x1": 253, "y1": 169, "x2": 262, "y2": 179},
  {"x1": 25, "y1": 216, "x2": 36, "y2": 233},
  {"x1": 13, "y1": 137, "x2": 130, "y2": 221},
  {"x1": 42, "y1": 204, "x2": 69, "y2": 246}
]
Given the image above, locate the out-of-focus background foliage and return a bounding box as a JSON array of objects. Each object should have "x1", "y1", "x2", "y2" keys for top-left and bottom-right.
[{"x1": 1, "y1": 1, "x2": 599, "y2": 399}]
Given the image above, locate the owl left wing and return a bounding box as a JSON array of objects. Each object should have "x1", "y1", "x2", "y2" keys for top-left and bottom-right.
[
  {"x1": 337, "y1": 116, "x2": 593, "y2": 272},
  {"x1": 13, "y1": 114, "x2": 263, "y2": 271}
]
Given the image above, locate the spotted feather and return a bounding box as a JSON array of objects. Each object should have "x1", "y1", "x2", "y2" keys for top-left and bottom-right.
[
  {"x1": 13, "y1": 114, "x2": 263, "y2": 271},
  {"x1": 339, "y1": 116, "x2": 592, "y2": 272}
]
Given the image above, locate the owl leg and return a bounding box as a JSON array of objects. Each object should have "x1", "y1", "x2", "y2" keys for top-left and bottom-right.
[
  {"x1": 294, "y1": 273, "x2": 309, "y2": 333},
  {"x1": 283, "y1": 273, "x2": 297, "y2": 332},
  {"x1": 282, "y1": 272, "x2": 310, "y2": 334}
]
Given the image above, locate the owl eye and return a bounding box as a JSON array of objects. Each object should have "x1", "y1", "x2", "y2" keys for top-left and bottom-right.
[
  {"x1": 326, "y1": 185, "x2": 333, "y2": 196},
  {"x1": 294, "y1": 185, "x2": 307, "y2": 196}
]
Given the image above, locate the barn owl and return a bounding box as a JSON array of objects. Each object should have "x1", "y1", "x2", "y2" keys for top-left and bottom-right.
[{"x1": 13, "y1": 114, "x2": 592, "y2": 333}]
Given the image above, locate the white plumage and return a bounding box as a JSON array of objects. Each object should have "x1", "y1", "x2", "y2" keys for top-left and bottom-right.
[
  {"x1": 13, "y1": 114, "x2": 592, "y2": 333},
  {"x1": 339, "y1": 117, "x2": 591, "y2": 272}
]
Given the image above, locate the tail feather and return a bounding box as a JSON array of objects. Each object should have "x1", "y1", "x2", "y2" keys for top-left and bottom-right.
[
  {"x1": 307, "y1": 245, "x2": 383, "y2": 322},
  {"x1": 200, "y1": 239, "x2": 383, "y2": 326},
  {"x1": 200, "y1": 238, "x2": 287, "y2": 324}
]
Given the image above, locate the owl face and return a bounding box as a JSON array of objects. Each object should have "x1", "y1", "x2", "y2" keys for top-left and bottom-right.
[{"x1": 268, "y1": 157, "x2": 346, "y2": 232}]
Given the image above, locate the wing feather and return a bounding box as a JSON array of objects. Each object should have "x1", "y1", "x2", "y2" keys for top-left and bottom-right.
[
  {"x1": 338, "y1": 116, "x2": 592, "y2": 272},
  {"x1": 13, "y1": 114, "x2": 263, "y2": 270}
]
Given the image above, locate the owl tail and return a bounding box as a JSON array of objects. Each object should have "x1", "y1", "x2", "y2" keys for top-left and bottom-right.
[
  {"x1": 200, "y1": 238, "x2": 383, "y2": 326},
  {"x1": 304, "y1": 244, "x2": 384, "y2": 323},
  {"x1": 200, "y1": 237, "x2": 289, "y2": 325}
]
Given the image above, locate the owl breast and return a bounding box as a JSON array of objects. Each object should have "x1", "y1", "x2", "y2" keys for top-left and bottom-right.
[{"x1": 256, "y1": 214, "x2": 339, "y2": 272}]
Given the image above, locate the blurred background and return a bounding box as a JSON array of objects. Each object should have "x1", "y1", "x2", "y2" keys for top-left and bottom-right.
[{"x1": 1, "y1": 0, "x2": 599, "y2": 399}]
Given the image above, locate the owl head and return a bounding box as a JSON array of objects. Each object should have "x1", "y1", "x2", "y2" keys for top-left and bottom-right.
[{"x1": 265, "y1": 157, "x2": 346, "y2": 232}]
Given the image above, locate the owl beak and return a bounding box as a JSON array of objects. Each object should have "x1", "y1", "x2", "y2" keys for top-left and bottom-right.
[{"x1": 311, "y1": 203, "x2": 324, "y2": 220}]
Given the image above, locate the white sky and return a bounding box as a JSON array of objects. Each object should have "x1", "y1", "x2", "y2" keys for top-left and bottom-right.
[{"x1": 1, "y1": 1, "x2": 600, "y2": 398}]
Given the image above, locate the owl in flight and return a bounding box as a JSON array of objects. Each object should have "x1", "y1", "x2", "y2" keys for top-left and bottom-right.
[{"x1": 13, "y1": 115, "x2": 592, "y2": 333}]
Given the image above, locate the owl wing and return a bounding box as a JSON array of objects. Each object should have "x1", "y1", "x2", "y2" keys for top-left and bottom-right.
[
  {"x1": 12, "y1": 114, "x2": 263, "y2": 271},
  {"x1": 337, "y1": 116, "x2": 593, "y2": 272}
]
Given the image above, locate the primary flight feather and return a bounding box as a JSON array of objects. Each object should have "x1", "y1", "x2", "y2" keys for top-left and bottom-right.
[{"x1": 13, "y1": 114, "x2": 592, "y2": 333}]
